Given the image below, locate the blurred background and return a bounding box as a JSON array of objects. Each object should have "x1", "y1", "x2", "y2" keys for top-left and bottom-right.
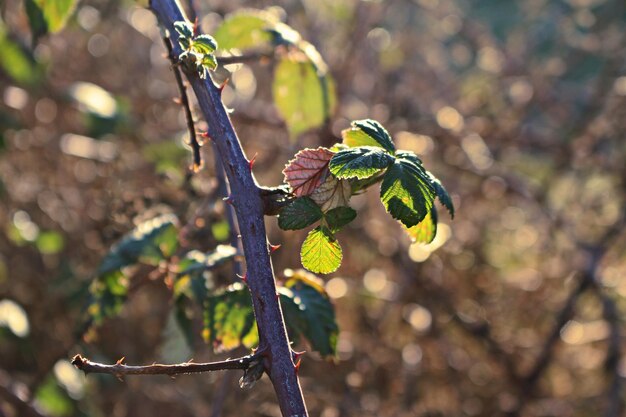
[{"x1": 1, "y1": 0, "x2": 625, "y2": 416}]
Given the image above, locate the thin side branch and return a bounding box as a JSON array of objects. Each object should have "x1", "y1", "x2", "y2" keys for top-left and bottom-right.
[
  {"x1": 71, "y1": 353, "x2": 260, "y2": 377},
  {"x1": 162, "y1": 36, "x2": 203, "y2": 172},
  {"x1": 217, "y1": 51, "x2": 274, "y2": 66}
]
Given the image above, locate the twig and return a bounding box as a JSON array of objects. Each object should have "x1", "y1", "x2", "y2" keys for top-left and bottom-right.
[
  {"x1": 162, "y1": 36, "x2": 203, "y2": 172},
  {"x1": 217, "y1": 51, "x2": 274, "y2": 66},
  {"x1": 71, "y1": 353, "x2": 260, "y2": 377}
]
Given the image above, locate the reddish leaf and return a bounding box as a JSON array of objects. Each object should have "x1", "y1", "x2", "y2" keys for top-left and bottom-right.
[{"x1": 283, "y1": 147, "x2": 334, "y2": 197}]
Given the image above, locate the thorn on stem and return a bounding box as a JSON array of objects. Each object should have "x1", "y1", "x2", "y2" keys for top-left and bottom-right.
[
  {"x1": 294, "y1": 357, "x2": 302, "y2": 374},
  {"x1": 199, "y1": 131, "x2": 212, "y2": 141},
  {"x1": 223, "y1": 195, "x2": 235, "y2": 206},
  {"x1": 218, "y1": 78, "x2": 230, "y2": 94},
  {"x1": 237, "y1": 273, "x2": 248, "y2": 283},
  {"x1": 193, "y1": 17, "x2": 199, "y2": 36},
  {"x1": 116, "y1": 357, "x2": 126, "y2": 365},
  {"x1": 269, "y1": 243, "x2": 281, "y2": 253},
  {"x1": 248, "y1": 153, "x2": 258, "y2": 171}
]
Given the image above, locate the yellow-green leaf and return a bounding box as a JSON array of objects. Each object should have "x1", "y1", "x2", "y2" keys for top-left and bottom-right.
[
  {"x1": 300, "y1": 226, "x2": 342, "y2": 274},
  {"x1": 213, "y1": 10, "x2": 276, "y2": 50},
  {"x1": 24, "y1": 0, "x2": 77, "y2": 40},
  {"x1": 273, "y1": 56, "x2": 336, "y2": 140},
  {"x1": 404, "y1": 207, "x2": 437, "y2": 244}
]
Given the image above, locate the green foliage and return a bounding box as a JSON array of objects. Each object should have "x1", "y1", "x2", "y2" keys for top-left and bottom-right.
[
  {"x1": 24, "y1": 0, "x2": 77, "y2": 42},
  {"x1": 329, "y1": 146, "x2": 395, "y2": 179},
  {"x1": 279, "y1": 270, "x2": 338, "y2": 357},
  {"x1": 174, "y1": 21, "x2": 218, "y2": 78},
  {"x1": 97, "y1": 214, "x2": 179, "y2": 276},
  {"x1": 278, "y1": 197, "x2": 323, "y2": 230},
  {"x1": 213, "y1": 10, "x2": 276, "y2": 50},
  {"x1": 280, "y1": 119, "x2": 453, "y2": 272},
  {"x1": 324, "y1": 206, "x2": 357, "y2": 232},
  {"x1": 380, "y1": 154, "x2": 435, "y2": 228},
  {"x1": 342, "y1": 119, "x2": 395, "y2": 153},
  {"x1": 273, "y1": 56, "x2": 336, "y2": 140},
  {"x1": 88, "y1": 214, "x2": 179, "y2": 325},
  {"x1": 213, "y1": 9, "x2": 337, "y2": 139},
  {"x1": 404, "y1": 207, "x2": 437, "y2": 244},
  {"x1": 34, "y1": 376, "x2": 74, "y2": 417},
  {"x1": 35, "y1": 231, "x2": 65, "y2": 255},
  {"x1": 202, "y1": 283, "x2": 258, "y2": 351},
  {"x1": 300, "y1": 226, "x2": 342, "y2": 274},
  {"x1": 0, "y1": 22, "x2": 40, "y2": 85}
]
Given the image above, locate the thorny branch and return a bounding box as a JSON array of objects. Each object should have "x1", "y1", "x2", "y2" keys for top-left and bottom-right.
[{"x1": 71, "y1": 353, "x2": 261, "y2": 378}]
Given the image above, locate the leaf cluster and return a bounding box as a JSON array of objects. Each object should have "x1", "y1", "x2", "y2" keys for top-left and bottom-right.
[
  {"x1": 87, "y1": 215, "x2": 338, "y2": 358},
  {"x1": 279, "y1": 119, "x2": 454, "y2": 274},
  {"x1": 213, "y1": 9, "x2": 336, "y2": 139},
  {"x1": 174, "y1": 21, "x2": 218, "y2": 79}
]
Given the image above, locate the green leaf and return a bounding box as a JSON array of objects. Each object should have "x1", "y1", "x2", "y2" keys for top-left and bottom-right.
[
  {"x1": 404, "y1": 207, "x2": 438, "y2": 244},
  {"x1": 24, "y1": 0, "x2": 77, "y2": 40},
  {"x1": 324, "y1": 206, "x2": 356, "y2": 232},
  {"x1": 427, "y1": 172, "x2": 455, "y2": 218},
  {"x1": 87, "y1": 270, "x2": 128, "y2": 325},
  {"x1": 342, "y1": 119, "x2": 395, "y2": 153},
  {"x1": 97, "y1": 214, "x2": 179, "y2": 276},
  {"x1": 380, "y1": 154, "x2": 436, "y2": 228},
  {"x1": 192, "y1": 34, "x2": 218, "y2": 54},
  {"x1": 35, "y1": 231, "x2": 65, "y2": 255},
  {"x1": 300, "y1": 226, "x2": 342, "y2": 274},
  {"x1": 278, "y1": 197, "x2": 323, "y2": 230},
  {"x1": 213, "y1": 10, "x2": 275, "y2": 50},
  {"x1": 279, "y1": 270, "x2": 338, "y2": 357},
  {"x1": 174, "y1": 245, "x2": 238, "y2": 301},
  {"x1": 329, "y1": 146, "x2": 395, "y2": 179},
  {"x1": 0, "y1": 23, "x2": 40, "y2": 85},
  {"x1": 174, "y1": 21, "x2": 194, "y2": 39},
  {"x1": 273, "y1": 56, "x2": 337, "y2": 140},
  {"x1": 200, "y1": 53, "x2": 218, "y2": 72},
  {"x1": 202, "y1": 283, "x2": 258, "y2": 351}
]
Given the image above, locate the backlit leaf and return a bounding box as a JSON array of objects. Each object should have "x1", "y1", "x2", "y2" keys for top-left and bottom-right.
[
  {"x1": 24, "y1": 0, "x2": 77, "y2": 40},
  {"x1": 380, "y1": 154, "x2": 435, "y2": 228},
  {"x1": 273, "y1": 56, "x2": 336, "y2": 140},
  {"x1": 404, "y1": 207, "x2": 438, "y2": 244},
  {"x1": 342, "y1": 119, "x2": 395, "y2": 153},
  {"x1": 87, "y1": 270, "x2": 128, "y2": 325},
  {"x1": 427, "y1": 172, "x2": 455, "y2": 218},
  {"x1": 0, "y1": 22, "x2": 40, "y2": 85},
  {"x1": 300, "y1": 226, "x2": 342, "y2": 274},
  {"x1": 279, "y1": 270, "x2": 338, "y2": 357},
  {"x1": 283, "y1": 147, "x2": 334, "y2": 197},
  {"x1": 325, "y1": 206, "x2": 356, "y2": 232},
  {"x1": 329, "y1": 146, "x2": 395, "y2": 179},
  {"x1": 213, "y1": 10, "x2": 276, "y2": 50},
  {"x1": 309, "y1": 175, "x2": 351, "y2": 211},
  {"x1": 97, "y1": 214, "x2": 179, "y2": 276},
  {"x1": 202, "y1": 283, "x2": 258, "y2": 351},
  {"x1": 278, "y1": 197, "x2": 323, "y2": 230},
  {"x1": 192, "y1": 34, "x2": 217, "y2": 54},
  {"x1": 176, "y1": 246, "x2": 238, "y2": 293}
]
